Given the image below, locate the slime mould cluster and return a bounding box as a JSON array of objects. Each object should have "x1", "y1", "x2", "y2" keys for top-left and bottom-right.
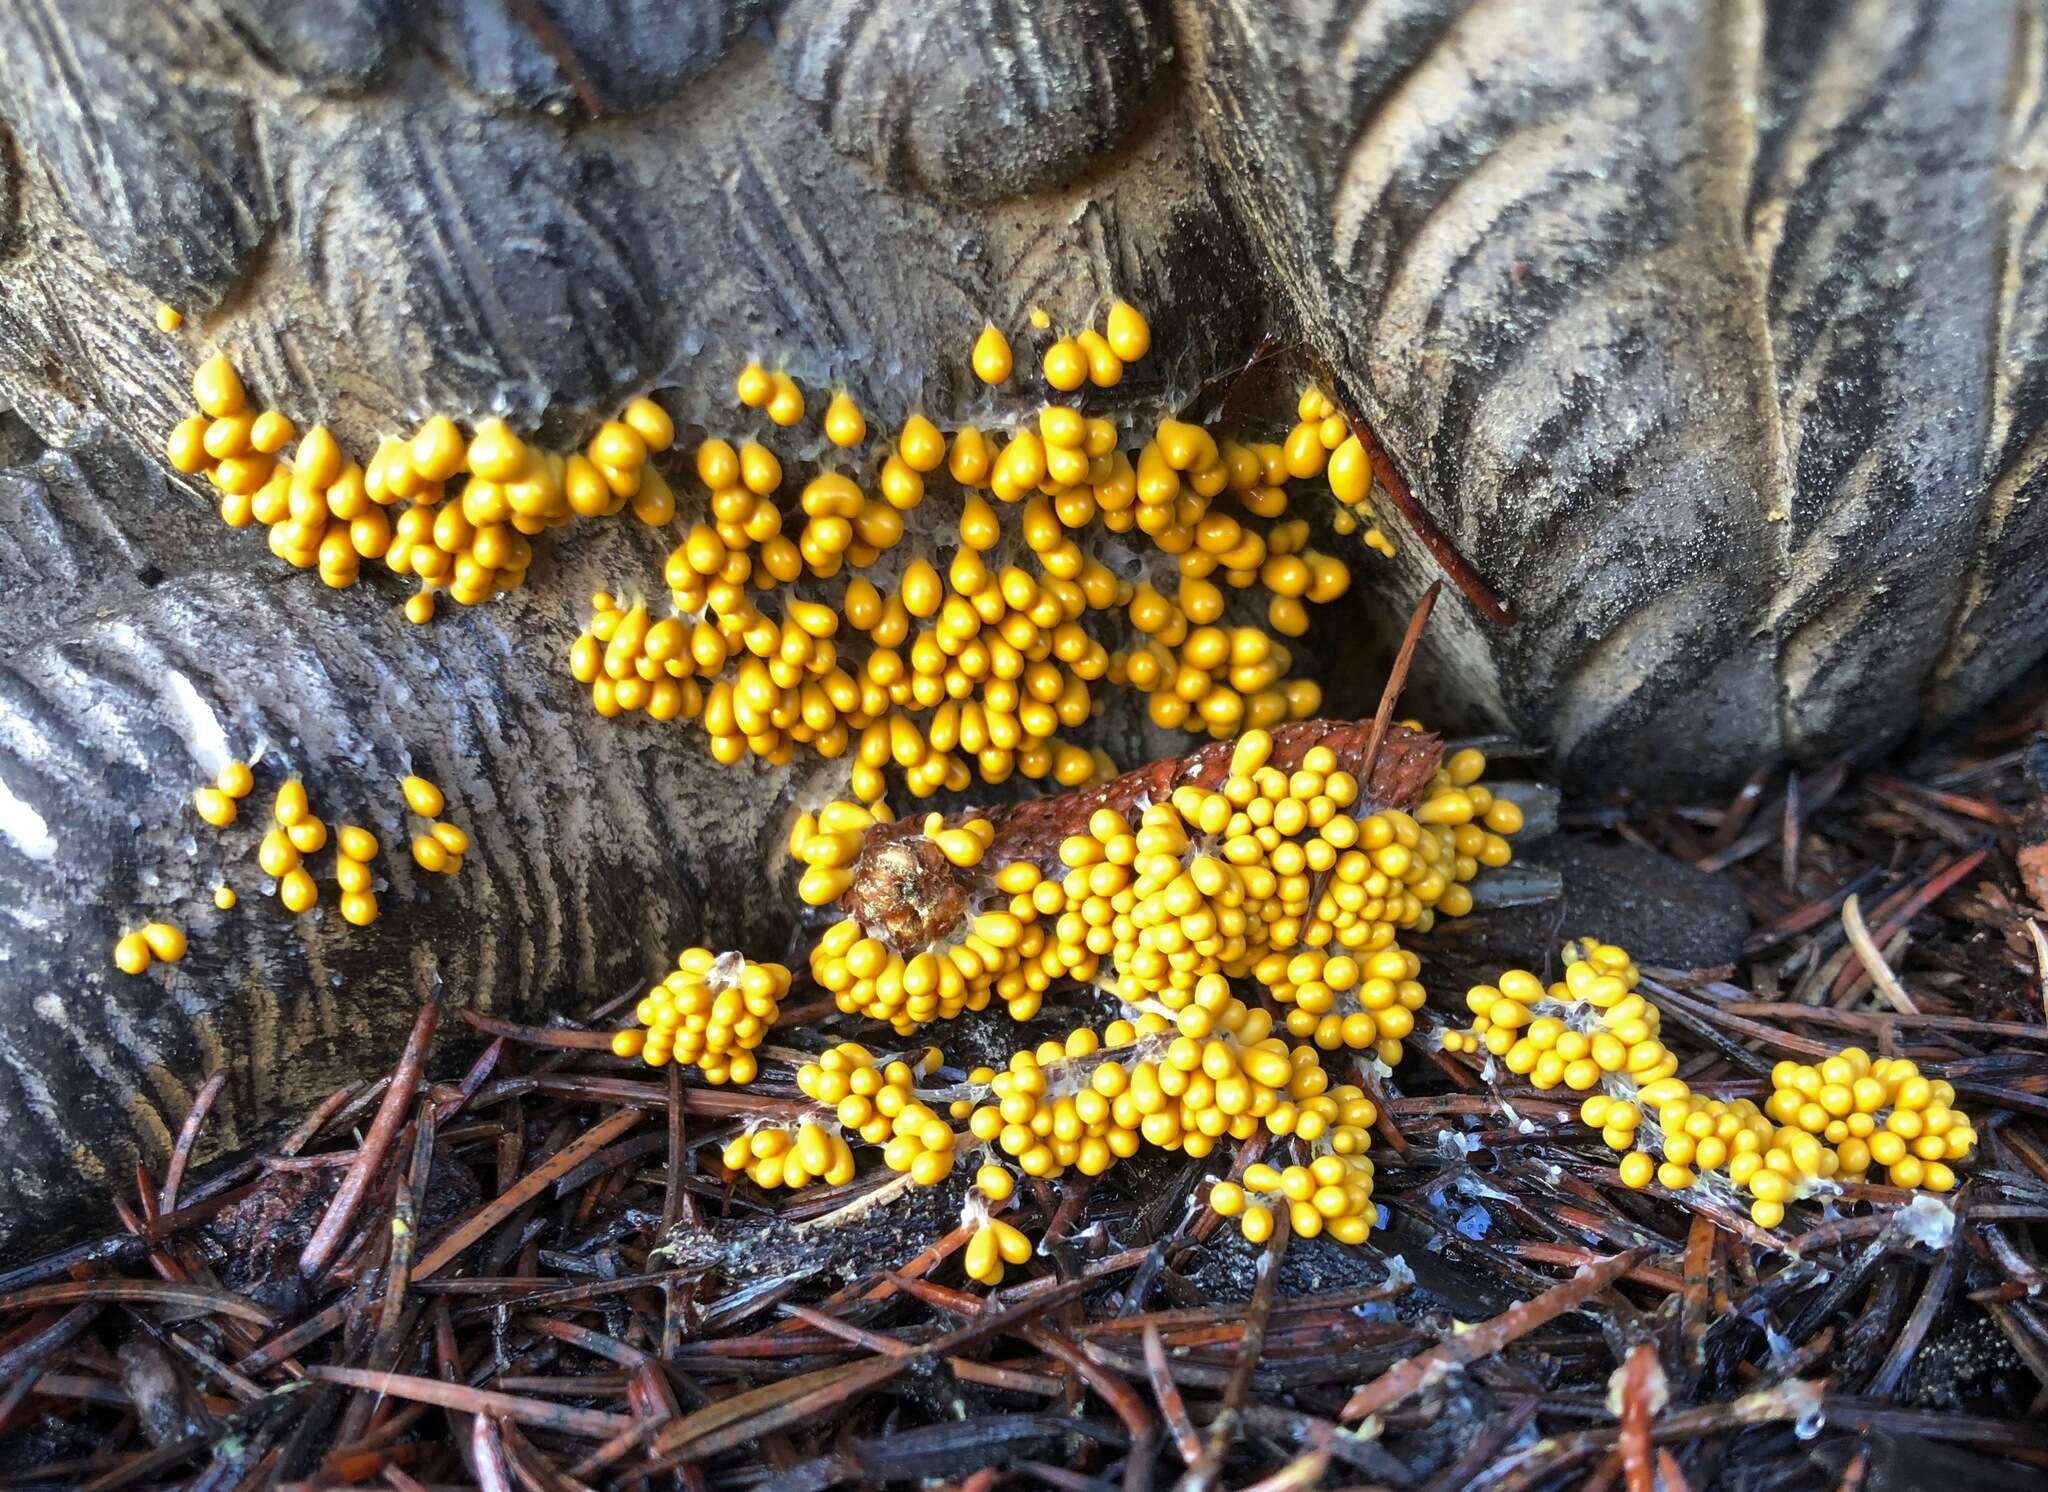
[
  {"x1": 166, "y1": 352, "x2": 679, "y2": 623},
  {"x1": 795, "y1": 728, "x2": 1516, "y2": 1047},
  {"x1": 111, "y1": 920, "x2": 187, "y2": 977},
  {"x1": 162, "y1": 299, "x2": 1392, "y2": 803},
  {"x1": 617, "y1": 722, "x2": 1975, "y2": 1272},
  {"x1": 609, "y1": 948, "x2": 792, "y2": 1085},
  {"x1": 1454, "y1": 941, "x2": 1976, "y2": 1228},
  {"x1": 614, "y1": 724, "x2": 1488, "y2": 1274},
  {"x1": 567, "y1": 302, "x2": 1385, "y2": 799},
  {"x1": 143, "y1": 297, "x2": 1970, "y2": 1281}
]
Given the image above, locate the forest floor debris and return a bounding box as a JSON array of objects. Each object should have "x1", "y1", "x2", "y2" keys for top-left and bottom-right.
[{"x1": 4, "y1": 686, "x2": 2048, "y2": 1489}]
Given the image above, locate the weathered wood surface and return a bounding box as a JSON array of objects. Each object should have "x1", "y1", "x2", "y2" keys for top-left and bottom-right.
[
  {"x1": 0, "y1": 425, "x2": 848, "y2": 1238},
  {"x1": 1178, "y1": 0, "x2": 2048, "y2": 787},
  {"x1": 0, "y1": 0, "x2": 2040, "y2": 1249}
]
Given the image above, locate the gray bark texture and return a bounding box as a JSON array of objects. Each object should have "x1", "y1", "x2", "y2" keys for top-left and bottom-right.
[
  {"x1": 0, "y1": 0, "x2": 2039, "y2": 1250},
  {"x1": 1179, "y1": 0, "x2": 2048, "y2": 791}
]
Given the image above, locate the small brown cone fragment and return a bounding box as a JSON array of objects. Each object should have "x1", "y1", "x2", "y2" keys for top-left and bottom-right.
[{"x1": 841, "y1": 718, "x2": 1442, "y2": 952}]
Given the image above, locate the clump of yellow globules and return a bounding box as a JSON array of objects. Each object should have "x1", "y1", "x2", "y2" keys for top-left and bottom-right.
[
  {"x1": 798, "y1": 731, "x2": 1519, "y2": 1060},
  {"x1": 1456, "y1": 940, "x2": 1975, "y2": 1228},
  {"x1": 722, "y1": 1123, "x2": 858, "y2": 1191},
  {"x1": 334, "y1": 825, "x2": 381, "y2": 928},
  {"x1": 718, "y1": 1007, "x2": 1378, "y2": 1285},
  {"x1": 627, "y1": 731, "x2": 1436, "y2": 1274},
  {"x1": 259, "y1": 777, "x2": 326, "y2": 915},
  {"x1": 183, "y1": 759, "x2": 447, "y2": 931},
  {"x1": 1306, "y1": 385, "x2": 1397, "y2": 557},
  {"x1": 962, "y1": 1213, "x2": 1038, "y2": 1287},
  {"x1": 1761, "y1": 1052, "x2": 1971, "y2": 1197},
  {"x1": 610, "y1": 947, "x2": 792, "y2": 1084},
  {"x1": 191, "y1": 758, "x2": 254, "y2": 828},
  {"x1": 955, "y1": 1005, "x2": 1382, "y2": 1257},
  {"x1": 165, "y1": 351, "x2": 676, "y2": 621},
  {"x1": 568, "y1": 592, "x2": 709, "y2": 722},
  {"x1": 164, "y1": 305, "x2": 1391, "y2": 805},
  {"x1": 799, "y1": 1042, "x2": 959, "y2": 1184},
  {"x1": 800, "y1": 805, "x2": 1071, "y2": 1032},
  {"x1": 563, "y1": 303, "x2": 1384, "y2": 803},
  {"x1": 710, "y1": 1044, "x2": 942, "y2": 1190},
  {"x1": 402, "y1": 773, "x2": 469, "y2": 882},
  {"x1": 112, "y1": 921, "x2": 187, "y2": 976},
  {"x1": 717, "y1": 725, "x2": 1521, "y2": 1279}
]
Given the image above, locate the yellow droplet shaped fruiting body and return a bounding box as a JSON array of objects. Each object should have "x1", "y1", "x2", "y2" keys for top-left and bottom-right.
[
  {"x1": 590, "y1": 420, "x2": 647, "y2": 473},
  {"x1": 736, "y1": 361, "x2": 773, "y2": 407},
  {"x1": 140, "y1": 922, "x2": 188, "y2": 962},
  {"x1": 412, "y1": 834, "x2": 451, "y2": 874},
  {"x1": 1042, "y1": 338, "x2": 1086, "y2": 392},
  {"x1": 258, "y1": 829, "x2": 299, "y2": 878},
  {"x1": 823, "y1": 392, "x2": 867, "y2": 448},
  {"x1": 972, "y1": 325, "x2": 1013, "y2": 385},
  {"x1": 898, "y1": 414, "x2": 946, "y2": 472},
  {"x1": 250, "y1": 411, "x2": 296, "y2": 454},
  {"x1": 165, "y1": 417, "x2": 209, "y2": 473},
  {"x1": 410, "y1": 415, "x2": 467, "y2": 483},
  {"x1": 467, "y1": 418, "x2": 527, "y2": 481},
  {"x1": 193, "y1": 786, "x2": 237, "y2": 827},
  {"x1": 1328, "y1": 436, "x2": 1370, "y2": 505},
  {"x1": 279, "y1": 868, "x2": 318, "y2": 913},
  {"x1": 193, "y1": 354, "x2": 247, "y2": 418},
  {"x1": 949, "y1": 427, "x2": 992, "y2": 486},
  {"x1": 1077, "y1": 329, "x2": 1122, "y2": 388},
  {"x1": 623, "y1": 396, "x2": 675, "y2": 452},
  {"x1": 766, "y1": 372, "x2": 805, "y2": 427},
  {"x1": 1105, "y1": 302, "x2": 1151, "y2": 362}
]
